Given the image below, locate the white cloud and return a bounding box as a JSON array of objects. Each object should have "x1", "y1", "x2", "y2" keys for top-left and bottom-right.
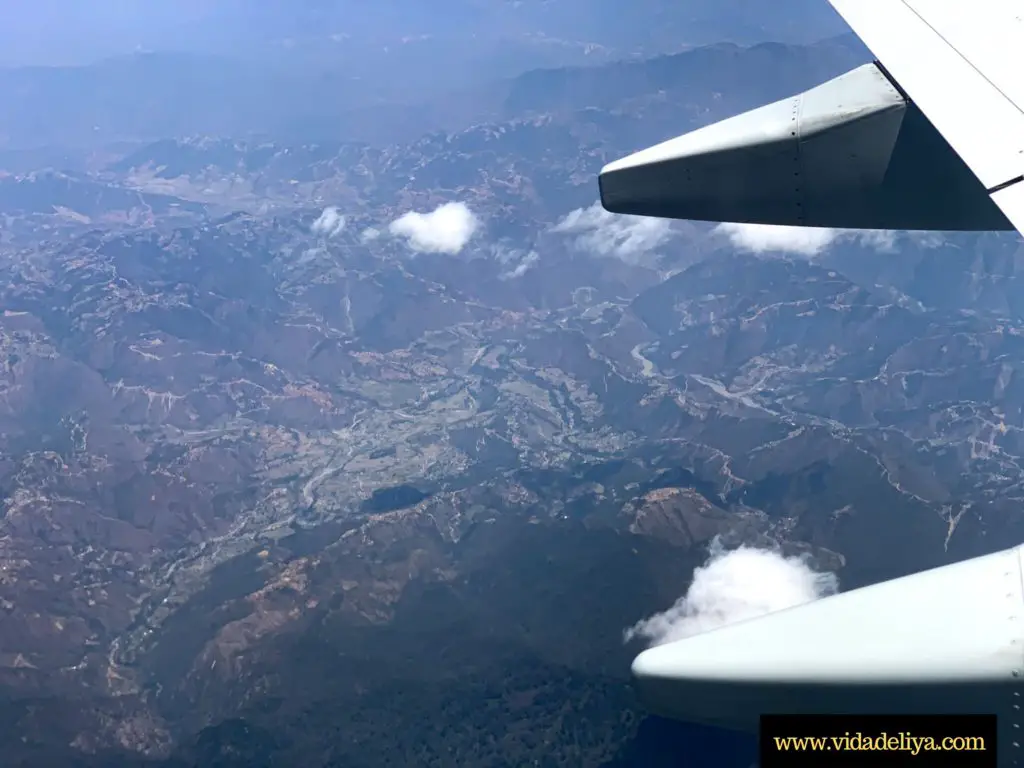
[
  {"x1": 311, "y1": 206, "x2": 346, "y2": 237},
  {"x1": 714, "y1": 223, "x2": 945, "y2": 257},
  {"x1": 489, "y1": 243, "x2": 539, "y2": 279},
  {"x1": 360, "y1": 227, "x2": 381, "y2": 243},
  {"x1": 854, "y1": 229, "x2": 898, "y2": 251},
  {"x1": 552, "y1": 202, "x2": 675, "y2": 263},
  {"x1": 389, "y1": 202, "x2": 479, "y2": 254},
  {"x1": 501, "y1": 250, "x2": 539, "y2": 280},
  {"x1": 624, "y1": 538, "x2": 838, "y2": 648},
  {"x1": 714, "y1": 223, "x2": 839, "y2": 256}
]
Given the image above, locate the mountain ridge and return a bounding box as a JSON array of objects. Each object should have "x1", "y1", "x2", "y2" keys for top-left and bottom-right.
[{"x1": 2, "y1": 29, "x2": 1023, "y2": 767}]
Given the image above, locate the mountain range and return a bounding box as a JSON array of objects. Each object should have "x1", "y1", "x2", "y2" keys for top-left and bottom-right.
[
  {"x1": 2, "y1": 17, "x2": 1023, "y2": 768},
  {"x1": 1, "y1": 0, "x2": 845, "y2": 66}
]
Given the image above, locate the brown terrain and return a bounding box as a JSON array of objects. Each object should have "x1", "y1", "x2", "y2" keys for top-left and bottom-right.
[{"x1": 1, "y1": 26, "x2": 1023, "y2": 768}]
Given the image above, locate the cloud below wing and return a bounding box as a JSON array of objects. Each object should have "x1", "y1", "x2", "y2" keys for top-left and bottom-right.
[
  {"x1": 625, "y1": 538, "x2": 838, "y2": 648},
  {"x1": 714, "y1": 223, "x2": 838, "y2": 255},
  {"x1": 552, "y1": 202, "x2": 676, "y2": 262},
  {"x1": 714, "y1": 222, "x2": 946, "y2": 256}
]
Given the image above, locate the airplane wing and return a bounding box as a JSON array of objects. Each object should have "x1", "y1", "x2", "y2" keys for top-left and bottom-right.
[
  {"x1": 829, "y1": 0, "x2": 1024, "y2": 232},
  {"x1": 599, "y1": 0, "x2": 1024, "y2": 235},
  {"x1": 602, "y1": 5, "x2": 1024, "y2": 766}
]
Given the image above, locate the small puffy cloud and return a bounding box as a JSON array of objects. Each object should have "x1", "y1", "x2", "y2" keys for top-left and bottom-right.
[
  {"x1": 624, "y1": 538, "x2": 838, "y2": 648},
  {"x1": 389, "y1": 202, "x2": 479, "y2": 254},
  {"x1": 849, "y1": 229, "x2": 946, "y2": 252},
  {"x1": 360, "y1": 227, "x2": 381, "y2": 243},
  {"x1": 714, "y1": 223, "x2": 839, "y2": 256},
  {"x1": 552, "y1": 202, "x2": 675, "y2": 263},
  {"x1": 714, "y1": 223, "x2": 945, "y2": 256},
  {"x1": 500, "y1": 250, "x2": 539, "y2": 280},
  {"x1": 490, "y1": 243, "x2": 539, "y2": 279},
  {"x1": 311, "y1": 206, "x2": 346, "y2": 237},
  {"x1": 854, "y1": 229, "x2": 898, "y2": 251}
]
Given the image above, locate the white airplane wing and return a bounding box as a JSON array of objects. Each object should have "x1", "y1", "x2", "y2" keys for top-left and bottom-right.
[
  {"x1": 602, "y1": 5, "x2": 1024, "y2": 766},
  {"x1": 830, "y1": 0, "x2": 1024, "y2": 232},
  {"x1": 599, "y1": 0, "x2": 1024, "y2": 236}
]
